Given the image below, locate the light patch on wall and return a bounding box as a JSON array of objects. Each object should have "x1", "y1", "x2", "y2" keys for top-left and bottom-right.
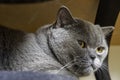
[{"x1": 111, "y1": 12, "x2": 120, "y2": 45}]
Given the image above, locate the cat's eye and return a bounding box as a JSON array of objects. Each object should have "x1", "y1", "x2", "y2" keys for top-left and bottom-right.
[
  {"x1": 78, "y1": 40, "x2": 86, "y2": 48},
  {"x1": 96, "y1": 47, "x2": 105, "y2": 54}
]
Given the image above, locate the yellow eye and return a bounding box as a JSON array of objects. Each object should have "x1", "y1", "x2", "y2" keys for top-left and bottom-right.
[
  {"x1": 78, "y1": 40, "x2": 86, "y2": 48},
  {"x1": 96, "y1": 47, "x2": 105, "y2": 54}
]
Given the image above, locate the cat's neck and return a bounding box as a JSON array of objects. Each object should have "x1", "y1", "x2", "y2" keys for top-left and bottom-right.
[
  {"x1": 35, "y1": 25, "x2": 56, "y2": 58},
  {"x1": 35, "y1": 25, "x2": 78, "y2": 78},
  {"x1": 35, "y1": 25, "x2": 73, "y2": 75}
]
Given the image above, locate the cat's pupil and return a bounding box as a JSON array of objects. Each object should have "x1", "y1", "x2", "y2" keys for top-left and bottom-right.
[
  {"x1": 78, "y1": 40, "x2": 86, "y2": 48},
  {"x1": 96, "y1": 47, "x2": 105, "y2": 54}
]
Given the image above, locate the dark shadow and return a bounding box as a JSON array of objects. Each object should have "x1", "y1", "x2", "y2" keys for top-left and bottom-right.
[
  {"x1": 94, "y1": 0, "x2": 120, "y2": 80},
  {"x1": 0, "y1": 0, "x2": 53, "y2": 4}
]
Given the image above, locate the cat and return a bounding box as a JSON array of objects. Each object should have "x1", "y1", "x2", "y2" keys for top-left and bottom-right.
[{"x1": 0, "y1": 6, "x2": 114, "y2": 79}]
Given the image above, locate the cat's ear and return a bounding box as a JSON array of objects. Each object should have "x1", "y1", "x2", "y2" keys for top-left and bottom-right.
[
  {"x1": 54, "y1": 6, "x2": 75, "y2": 28},
  {"x1": 101, "y1": 26, "x2": 114, "y2": 36}
]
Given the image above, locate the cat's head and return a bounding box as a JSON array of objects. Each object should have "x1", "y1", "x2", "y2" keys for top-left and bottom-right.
[{"x1": 48, "y1": 6, "x2": 114, "y2": 77}]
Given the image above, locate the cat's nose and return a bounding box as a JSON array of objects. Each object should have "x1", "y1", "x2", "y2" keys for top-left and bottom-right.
[{"x1": 90, "y1": 55, "x2": 96, "y2": 60}]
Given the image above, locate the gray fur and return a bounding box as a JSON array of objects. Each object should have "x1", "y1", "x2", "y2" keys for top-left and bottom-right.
[{"x1": 0, "y1": 6, "x2": 114, "y2": 78}]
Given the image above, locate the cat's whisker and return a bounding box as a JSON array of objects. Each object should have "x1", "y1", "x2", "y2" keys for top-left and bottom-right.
[
  {"x1": 101, "y1": 67, "x2": 108, "y2": 73},
  {"x1": 95, "y1": 63, "x2": 108, "y2": 75},
  {"x1": 99, "y1": 67, "x2": 108, "y2": 76},
  {"x1": 98, "y1": 68, "x2": 103, "y2": 75},
  {"x1": 102, "y1": 64, "x2": 108, "y2": 68},
  {"x1": 101, "y1": 64, "x2": 108, "y2": 71},
  {"x1": 75, "y1": 67, "x2": 80, "y2": 74},
  {"x1": 56, "y1": 59, "x2": 77, "y2": 74},
  {"x1": 96, "y1": 63, "x2": 108, "y2": 75},
  {"x1": 58, "y1": 57, "x2": 83, "y2": 74}
]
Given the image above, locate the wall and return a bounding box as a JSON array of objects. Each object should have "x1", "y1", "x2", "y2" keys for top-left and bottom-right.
[
  {"x1": 111, "y1": 13, "x2": 120, "y2": 45},
  {"x1": 0, "y1": 0, "x2": 98, "y2": 32}
]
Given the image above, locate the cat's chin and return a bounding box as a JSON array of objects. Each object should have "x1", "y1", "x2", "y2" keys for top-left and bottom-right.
[{"x1": 72, "y1": 66, "x2": 94, "y2": 77}]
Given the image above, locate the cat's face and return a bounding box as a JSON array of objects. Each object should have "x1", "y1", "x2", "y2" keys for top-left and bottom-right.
[{"x1": 48, "y1": 6, "x2": 114, "y2": 77}]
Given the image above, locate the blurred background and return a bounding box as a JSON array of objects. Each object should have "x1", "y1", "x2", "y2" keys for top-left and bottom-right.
[{"x1": 0, "y1": 0, "x2": 120, "y2": 80}]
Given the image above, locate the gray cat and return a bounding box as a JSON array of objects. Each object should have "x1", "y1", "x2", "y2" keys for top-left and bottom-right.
[{"x1": 0, "y1": 6, "x2": 114, "y2": 79}]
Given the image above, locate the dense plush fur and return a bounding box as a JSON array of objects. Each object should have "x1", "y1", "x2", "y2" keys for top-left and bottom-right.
[{"x1": 0, "y1": 6, "x2": 114, "y2": 79}]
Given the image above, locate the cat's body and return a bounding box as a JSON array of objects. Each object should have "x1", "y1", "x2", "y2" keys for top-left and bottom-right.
[
  {"x1": 0, "y1": 25, "x2": 73, "y2": 75},
  {"x1": 0, "y1": 26, "x2": 63, "y2": 71},
  {"x1": 0, "y1": 6, "x2": 114, "y2": 79}
]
